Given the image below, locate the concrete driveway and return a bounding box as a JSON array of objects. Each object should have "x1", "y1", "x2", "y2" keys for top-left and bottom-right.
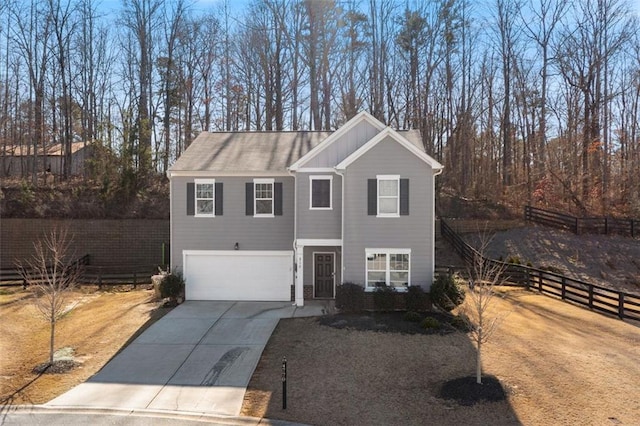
[{"x1": 46, "y1": 301, "x2": 329, "y2": 417}]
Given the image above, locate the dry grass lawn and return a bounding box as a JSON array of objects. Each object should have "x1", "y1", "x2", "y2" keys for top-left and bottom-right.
[
  {"x1": 241, "y1": 288, "x2": 640, "y2": 425},
  {"x1": 0, "y1": 286, "x2": 169, "y2": 405}
]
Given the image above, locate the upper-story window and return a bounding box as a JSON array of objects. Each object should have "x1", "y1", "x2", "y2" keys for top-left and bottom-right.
[
  {"x1": 195, "y1": 178, "x2": 215, "y2": 217},
  {"x1": 377, "y1": 175, "x2": 399, "y2": 217},
  {"x1": 310, "y1": 175, "x2": 332, "y2": 210},
  {"x1": 254, "y1": 178, "x2": 274, "y2": 216}
]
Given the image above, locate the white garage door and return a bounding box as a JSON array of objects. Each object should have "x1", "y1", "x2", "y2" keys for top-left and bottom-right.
[{"x1": 183, "y1": 250, "x2": 293, "y2": 301}]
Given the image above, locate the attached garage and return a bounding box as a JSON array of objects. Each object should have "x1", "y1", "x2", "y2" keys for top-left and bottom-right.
[{"x1": 182, "y1": 250, "x2": 293, "y2": 301}]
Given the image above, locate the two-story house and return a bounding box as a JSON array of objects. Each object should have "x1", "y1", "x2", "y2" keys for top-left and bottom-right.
[{"x1": 167, "y1": 112, "x2": 443, "y2": 306}]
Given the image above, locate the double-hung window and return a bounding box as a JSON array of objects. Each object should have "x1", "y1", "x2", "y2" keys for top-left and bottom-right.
[
  {"x1": 310, "y1": 175, "x2": 332, "y2": 209},
  {"x1": 195, "y1": 179, "x2": 215, "y2": 217},
  {"x1": 377, "y1": 175, "x2": 399, "y2": 217},
  {"x1": 254, "y1": 178, "x2": 274, "y2": 216},
  {"x1": 365, "y1": 249, "x2": 411, "y2": 290}
]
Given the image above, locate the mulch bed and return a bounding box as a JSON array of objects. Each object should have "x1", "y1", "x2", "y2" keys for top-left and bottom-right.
[
  {"x1": 32, "y1": 360, "x2": 78, "y2": 374},
  {"x1": 318, "y1": 310, "x2": 459, "y2": 334},
  {"x1": 439, "y1": 375, "x2": 507, "y2": 406}
]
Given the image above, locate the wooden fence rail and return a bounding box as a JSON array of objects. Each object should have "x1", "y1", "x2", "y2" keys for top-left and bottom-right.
[
  {"x1": 524, "y1": 205, "x2": 639, "y2": 238},
  {"x1": 0, "y1": 254, "x2": 91, "y2": 288},
  {"x1": 440, "y1": 219, "x2": 640, "y2": 322},
  {"x1": 0, "y1": 258, "x2": 157, "y2": 289}
]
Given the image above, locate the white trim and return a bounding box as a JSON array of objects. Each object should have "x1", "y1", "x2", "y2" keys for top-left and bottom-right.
[
  {"x1": 288, "y1": 112, "x2": 386, "y2": 171},
  {"x1": 296, "y1": 238, "x2": 342, "y2": 246},
  {"x1": 194, "y1": 178, "x2": 216, "y2": 218},
  {"x1": 376, "y1": 175, "x2": 400, "y2": 218},
  {"x1": 309, "y1": 175, "x2": 333, "y2": 210},
  {"x1": 253, "y1": 178, "x2": 274, "y2": 217},
  {"x1": 296, "y1": 167, "x2": 336, "y2": 173},
  {"x1": 365, "y1": 248, "x2": 411, "y2": 290},
  {"x1": 313, "y1": 251, "x2": 335, "y2": 298},
  {"x1": 183, "y1": 249, "x2": 294, "y2": 257},
  {"x1": 335, "y1": 127, "x2": 444, "y2": 171},
  {"x1": 168, "y1": 170, "x2": 289, "y2": 177}
]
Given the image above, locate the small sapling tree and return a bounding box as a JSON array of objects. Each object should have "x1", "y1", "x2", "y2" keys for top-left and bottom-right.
[
  {"x1": 461, "y1": 234, "x2": 508, "y2": 385},
  {"x1": 17, "y1": 227, "x2": 79, "y2": 369}
]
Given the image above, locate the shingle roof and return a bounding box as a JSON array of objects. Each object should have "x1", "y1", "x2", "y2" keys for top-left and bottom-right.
[
  {"x1": 169, "y1": 131, "x2": 333, "y2": 173},
  {"x1": 169, "y1": 128, "x2": 426, "y2": 174}
]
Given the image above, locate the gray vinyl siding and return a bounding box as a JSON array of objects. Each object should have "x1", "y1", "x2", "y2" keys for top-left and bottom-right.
[
  {"x1": 296, "y1": 172, "x2": 342, "y2": 239},
  {"x1": 304, "y1": 121, "x2": 380, "y2": 168},
  {"x1": 170, "y1": 176, "x2": 295, "y2": 270},
  {"x1": 303, "y1": 246, "x2": 342, "y2": 290},
  {"x1": 342, "y1": 136, "x2": 435, "y2": 290}
]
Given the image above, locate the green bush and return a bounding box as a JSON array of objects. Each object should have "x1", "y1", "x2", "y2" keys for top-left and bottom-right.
[
  {"x1": 420, "y1": 316, "x2": 440, "y2": 329},
  {"x1": 403, "y1": 311, "x2": 422, "y2": 323},
  {"x1": 373, "y1": 284, "x2": 396, "y2": 311},
  {"x1": 160, "y1": 271, "x2": 185, "y2": 302},
  {"x1": 404, "y1": 285, "x2": 428, "y2": 312},
  {"x1": 335, "y1": 282, "x2": 364, "y2": 313},
  {"x1": 430, "y1": 274, "x2": 465, "y2": 312}
]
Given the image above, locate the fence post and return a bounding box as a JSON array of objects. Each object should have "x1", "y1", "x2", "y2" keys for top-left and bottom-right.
[
  {"x1": 574, "y1": 217, "x2": 579, "y2": 234},
  {"x1": 588, "y1": 286, "x2": 594, "y2": 309},
  {"x1": 538, "y1": 270, "x2": 543, "y2": 292},
  {"x1": 133, "y1": 272, "x2": 137, "y2": 289},
  {"x1": 561, "y1": 276, "x2": 566, "y2": 300},
  {"x1": 605, "y1": 217, "x2": 608, "y2": 235},
  {"x1": 618, "y1": 293, "x2": 625, "y2": 319},
  {"x1": 98, "y1": 269, "x2": 103, "y2": 289}
]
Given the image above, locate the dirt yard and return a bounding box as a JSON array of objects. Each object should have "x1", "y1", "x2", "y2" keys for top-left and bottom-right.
[
  {"x1": 468, "y1": 224, "x2": 640, "y2": 294},
  {"x1": 241, "y1": 288, "x2": 640, "y2": 425},
  {"x1": 0, "y1": 286, "x2": 169, "y2": 405}
]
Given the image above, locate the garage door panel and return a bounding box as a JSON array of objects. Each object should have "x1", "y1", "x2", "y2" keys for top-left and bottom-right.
[{"x1": 183, "y1": 251, "x2": 293, "y2": 301}]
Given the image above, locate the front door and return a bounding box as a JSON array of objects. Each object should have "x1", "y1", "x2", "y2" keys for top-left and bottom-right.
[{"x1": 314, "y1": 252, "x2": 335, "y2": 298}]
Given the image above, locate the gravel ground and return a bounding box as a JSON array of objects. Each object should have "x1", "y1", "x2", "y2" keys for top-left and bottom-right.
[{"x1": 465, "y1": 224, "x2": 640, "y2": 294}]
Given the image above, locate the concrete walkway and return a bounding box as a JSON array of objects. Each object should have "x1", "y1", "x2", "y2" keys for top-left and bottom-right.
[{"x1": 46, "y1": 301, "x2": 330, "y2": 417}]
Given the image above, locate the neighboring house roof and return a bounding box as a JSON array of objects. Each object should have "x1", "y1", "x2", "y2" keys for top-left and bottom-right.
[
  {"x1": 168, "y1": 131, "x2": 332, "y2": 175},
  {"x1": 1, "y1": 142, "x2": 87, "y2": 157}
]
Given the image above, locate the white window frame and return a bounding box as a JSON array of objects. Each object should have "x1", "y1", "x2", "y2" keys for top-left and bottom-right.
[
  {"x1": 254, "y1": 178, "x2": 274, "y2": 217},
  {"x1": 309, "y1": 175, "x2": 333, "y2": 210},
  {"x1": 377, "y1": 174, "x2": 400, "y2": 217},
  {"x1": 365, "y1": 248, "x2": 411, "y2": 291},
  {"x1": 194, "y1": 178, "x2": 215, "y2": 218}
]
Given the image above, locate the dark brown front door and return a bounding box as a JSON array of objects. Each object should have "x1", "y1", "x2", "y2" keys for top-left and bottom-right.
[{"x1": 314, "y1": 253, "x2": 334, "y2": 298}]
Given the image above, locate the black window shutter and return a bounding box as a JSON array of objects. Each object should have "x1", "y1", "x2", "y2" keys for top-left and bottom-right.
[
  {"x1": 274, "y1": 182, "x2": 283, "y2": 215},
  {"x1": 187, "y1": 182, "x2": 195, "y2": 216},
  {"x1": 367, "y1": 179, "x2": 377, "y2": 215},
  {"x1": 400, "y1": 178, "x2": 409, "y2": 215},
  {"x1": 215, "y1": 182, "x2": 223, "y2": 216},
  {"x1": 245, "y1": 183, "x2": 254, "y2": 215}
]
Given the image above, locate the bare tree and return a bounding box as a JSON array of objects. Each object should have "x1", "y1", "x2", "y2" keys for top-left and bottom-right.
[
  {"x1": 17, "y1": 227, "x2": 80, "y2": 368},
  {"x1": 461, "y1": 234, "x2": 508, "y2": 385}
]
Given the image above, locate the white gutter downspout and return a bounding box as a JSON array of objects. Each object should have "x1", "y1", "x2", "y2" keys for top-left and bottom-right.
[
  {"x1": 335, "y1": 168, "x2": 346, "y2": 288},
  {"x1": 287, "y1": 167, "x2": 303, "y2": 307},
  {"x1": 431, "y1": 167, "x2": 443, "y2": 290}
]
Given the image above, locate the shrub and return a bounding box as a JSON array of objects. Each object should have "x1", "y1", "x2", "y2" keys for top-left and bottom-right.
[
  {"x1": 507, "y1": 256, "x2": 521, "y2": 265},
  {"x1": 405, "y1": 285, "x2": 428, "y2": 312},
  {"x1": 373, "y1": 284, "x2": 396, "y2": 311},
  {"x1": 160, "y1": 271, "x2": 185, "y2": 303},
  {"x1": 430, "y1": 274, "x2": 465, "y2": 312},
  {"x1": 335, "y1": 282, "x2": 364, "y2": 313},
  {"x1": 421, "y1": 316, "x2": 440, "y2": 329},
  {"x1": 450, "y1": 313, "x2": 470, "y2": 330},
  {"x1": 403, "y1": 311, "x2": 422, "y2": 323}
]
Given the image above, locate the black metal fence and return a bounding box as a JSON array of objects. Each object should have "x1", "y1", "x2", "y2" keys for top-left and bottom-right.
[{"x1": 440, "y1": 219, "x2": 640, "y2": 322}]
